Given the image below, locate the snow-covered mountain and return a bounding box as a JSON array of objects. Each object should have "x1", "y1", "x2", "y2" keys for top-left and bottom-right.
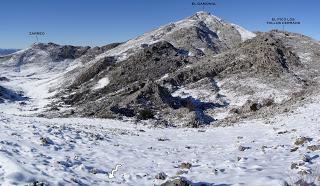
[
  {"x1": 2, "y1": 12, "x2": 320, "y2": 127},
  {"x1": 0, "y1": 42, "x2": 121, "y2": 114},
  {"x1": 53, "y1": 30, "x2": 320, "y2": 127},
  {"x1": 93, "y1": 11, "x2": 256, "y2": 63},
  {"x1": 1, "y1": 11, "x2": 320, "y2": 186}
]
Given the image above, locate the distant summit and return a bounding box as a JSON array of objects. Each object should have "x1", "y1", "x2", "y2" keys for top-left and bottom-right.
[
  {"x1": 94, "y1": 11, "x2": 256, "y2": 63},
  {"x1": 0, "y1": 49, "x2": 20, "y2": 56}
]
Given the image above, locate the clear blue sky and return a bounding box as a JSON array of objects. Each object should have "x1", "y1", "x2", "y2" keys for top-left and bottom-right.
[{"x1": 1, "y1": 0, "x2": 319, "y2": 48}]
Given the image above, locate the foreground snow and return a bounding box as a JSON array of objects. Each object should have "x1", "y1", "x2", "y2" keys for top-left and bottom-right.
[{"x1": 0, "y1": 97, "x2": 319, "y2": 185}]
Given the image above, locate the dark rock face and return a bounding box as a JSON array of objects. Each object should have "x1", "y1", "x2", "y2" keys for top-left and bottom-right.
[
  {"x1": 57, "y1": 41, "x2": 192, "y2": 119},
  {"x1": 0, "y1": 77, "x2": 9, "y2": 82},
  {"x1": 31, "y1": 43, "x2": 90, "y2": 61},
  {"x1": 31, "y1": 42, "x2": 122, "y2": 62},
  {"x1": 71, "y1": 56, "x2": 116, "y2": 87},
  {"x1": 105, "y1": 41, "x2": 189, "y2": 93},
  {"x1": 167, "y1": 33, "x2": 302, "y2": 88}
]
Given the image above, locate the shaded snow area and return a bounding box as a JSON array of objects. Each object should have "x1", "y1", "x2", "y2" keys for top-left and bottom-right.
[
  {"x1": 93, "y1": 77, "x2": 110, "y2": 90},
  {"x1": 0, "y1": 70, "x2": 64, "y2": 115},
  {"x1": 0, "y1": 97, "x2": 320, "y2": 185},
  {"x1": 0, "y1": 49, "x2": 81, "y2": 115}
]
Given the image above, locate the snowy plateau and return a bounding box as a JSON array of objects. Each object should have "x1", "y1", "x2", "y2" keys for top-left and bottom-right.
[{"x1": 0, "y1": 12, "x2": 320, "y2": 186}]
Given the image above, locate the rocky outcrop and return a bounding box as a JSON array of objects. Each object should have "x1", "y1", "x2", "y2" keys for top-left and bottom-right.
[{"x1": 48, "y1": 30, "x2": 317, "y2": 127}]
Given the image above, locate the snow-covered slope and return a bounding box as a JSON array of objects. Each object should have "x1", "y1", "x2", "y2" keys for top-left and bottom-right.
[
  {"x1": 0, "y1": 11, "x2": 320, "y2": 186},
  {"x1": 0, "y1": 96, "x2": 319, "y2": 185},
  {"x1": 0, "y1": 44, "x2": 81, "y2": 115},
  {"x1": 0, "y1": 42, "x2": 121, "y2": 115}
]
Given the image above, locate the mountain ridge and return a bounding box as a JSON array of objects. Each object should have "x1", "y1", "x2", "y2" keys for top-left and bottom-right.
[{"x1": 0, "y1": 12, "x2": 319, "y2": 127}]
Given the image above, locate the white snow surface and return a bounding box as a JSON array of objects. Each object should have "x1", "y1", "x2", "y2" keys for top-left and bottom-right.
[
  {"x1": 172, "y1": 87, "x2": 217, "y2": 103},
  {"x1": 0, "y1": 96, "x2": 320, "y2": 185},
  {"x1": 93, "y1": 77, "x2": 110, "y2": 90},
  {"x1": 231, "y1": 23, "x2": 256, "y2": 42},
  {"x1": 217, "y1": 77, "x2": 291, "y2": 106},
  {"x1": 0, "y1": 48, "x2": 81, "y2": 115}
]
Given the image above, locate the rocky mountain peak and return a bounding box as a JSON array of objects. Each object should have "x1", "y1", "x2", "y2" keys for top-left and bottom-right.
[
  {"x1": 94, "y1": 12, "x2": 255, "y2": 64},
  {"x1": 191, "y1": 11, "x2": 224, "y2": 24}
]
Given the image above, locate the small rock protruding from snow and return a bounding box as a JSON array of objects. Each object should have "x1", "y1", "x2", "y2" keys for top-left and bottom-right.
[
  {"x1": 179, "y1": 162, "x2": 192, "y2": 169},
  {"x1": 155, "y1": 172, "x2": 167, "y2": 180},
  {"x1": 301, "y1": 154, "x2": 311, "y2": 162},
  {"x1": 238, "y1": 145, "x2": 251, "y2": 151},
  {"x1": 307, "y1": 145, "x2": 320, "y2": 151},
  {"x1": 160, "y1": 177, "x2": 191, "y2": 186},
  {"x1": 294, "y1": 136, "x2": 313, "y2": 146}
]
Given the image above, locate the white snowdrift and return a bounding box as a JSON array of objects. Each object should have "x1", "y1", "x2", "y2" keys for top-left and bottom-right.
[{"x1": 93, "y1": 77, "x2": 110, "y2": 90}]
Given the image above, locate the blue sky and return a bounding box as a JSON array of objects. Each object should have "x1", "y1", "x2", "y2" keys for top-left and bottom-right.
[{"x1": 1, "y1": 0, "x2": 319, "y2": 48}]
